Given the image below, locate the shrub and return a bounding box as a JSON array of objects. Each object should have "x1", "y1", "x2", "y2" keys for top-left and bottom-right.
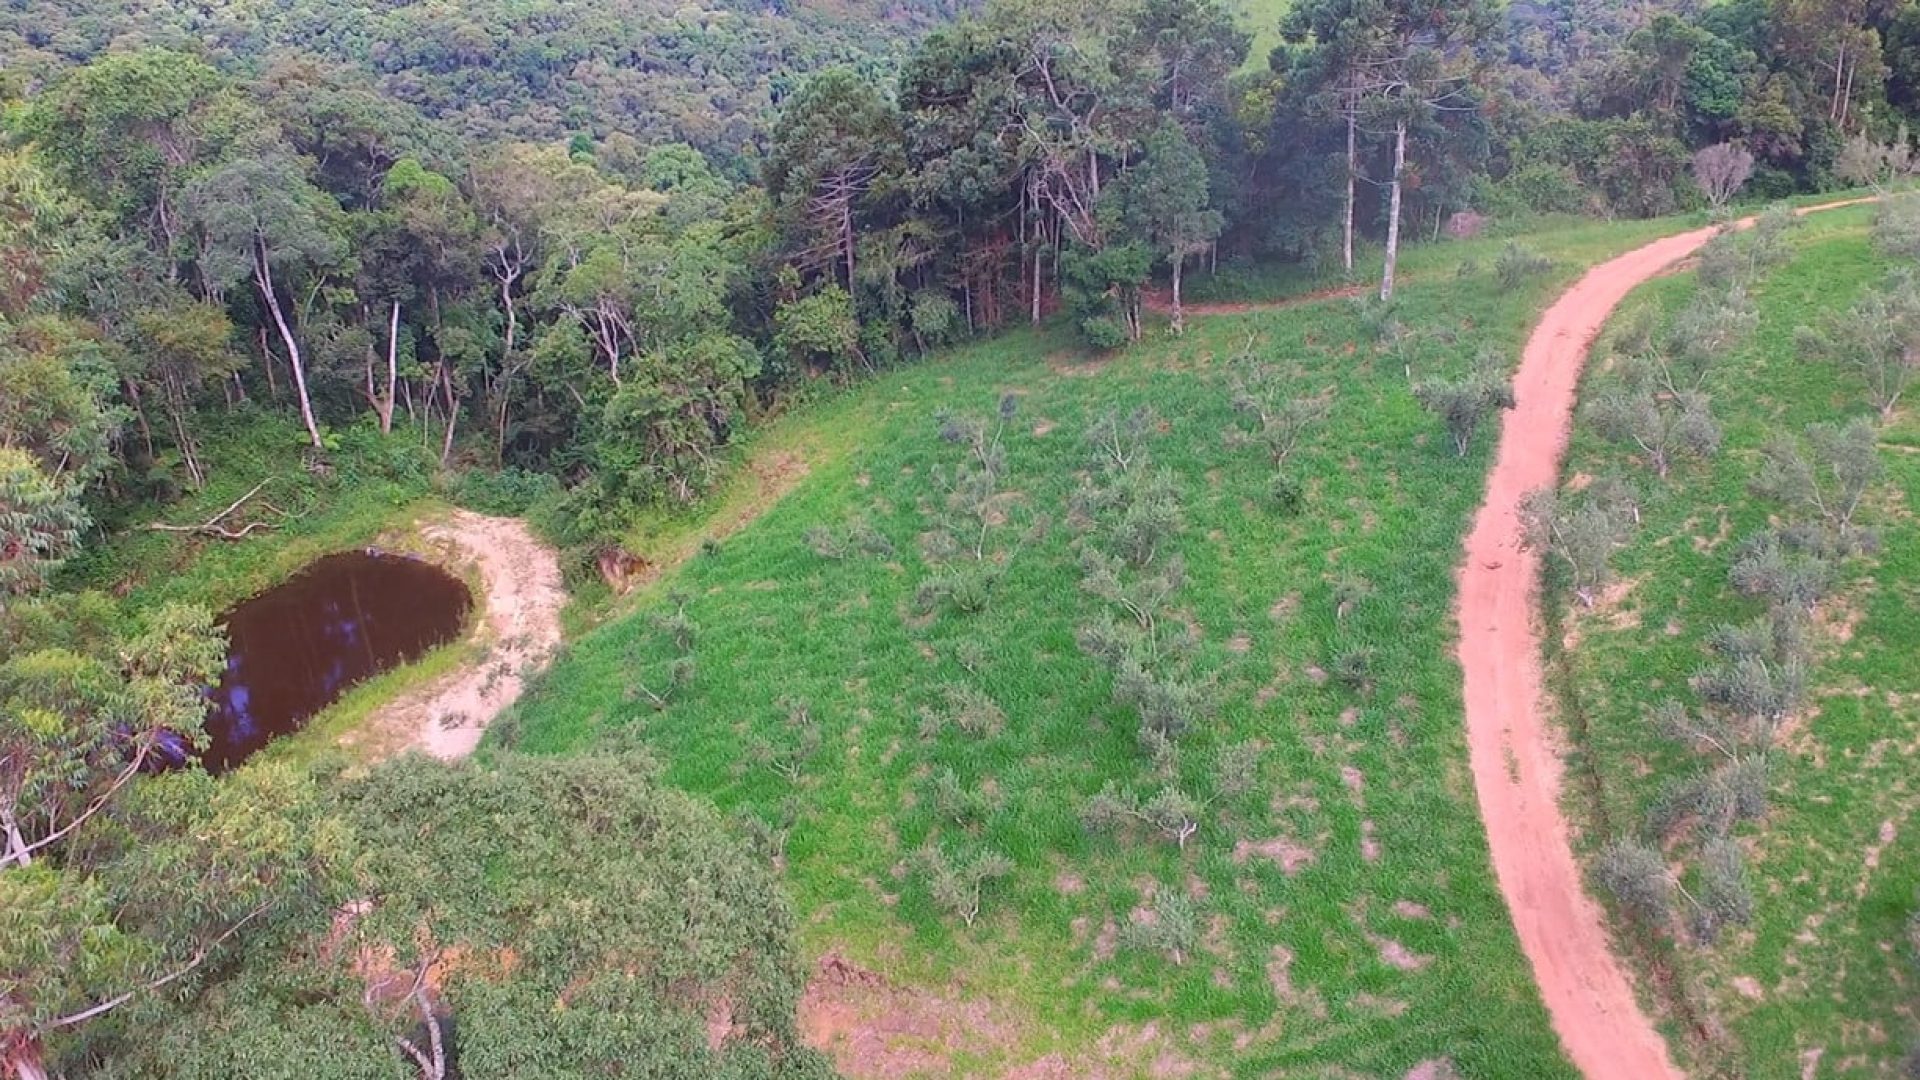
[
  {"x1": 1119, "y1": 891, "x2": 1202, "y2": 966},
  {"x1": 1497, "y1": 162, "x2": 1588, "y2": 215},
  {"x1": 930, "y1": 768, "x2": 1004, "y2": 826},
  {"x1": 1595, "y1": 840, "x2": 1673, "y2": 925},
  {"x1": 1414, "y1": 354, "x2": 1516, "y2": 457},
  {"x1": 1330, "y1": 646, "x2": 1376, "y2": 693},
  {"x1": 913, "y1": 843, "x2": 1014, "y2": 927},
  {"x1": 1268, "y1": 471, "x2": 1304, "y2": 513},
  {"x1": 916, "y1": 683, "x2": 1007, "y2": 740},
  {"x1": 1495, "y1": 243, "x2": 1553, "y2": 290},
  {"x1": 1874, "y1": 196, "x2": 1920, "y2": 260},
  {"x1": 453, "y1": 466, "x2": 561, "y2": 515}
]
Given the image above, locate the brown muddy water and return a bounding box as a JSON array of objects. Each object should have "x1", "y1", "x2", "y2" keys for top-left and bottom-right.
[{"x1": 183, "y1": 550, "x2": 472, "y2": 772}]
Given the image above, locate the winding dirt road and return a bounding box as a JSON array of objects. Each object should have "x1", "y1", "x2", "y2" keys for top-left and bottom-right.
[{"x1": 1459, "y1": 199, "x2": 1871, "y2": 1080}]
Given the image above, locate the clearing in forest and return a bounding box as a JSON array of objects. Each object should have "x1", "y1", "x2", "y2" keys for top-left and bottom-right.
[{"x1": 505, "y1": 215, "x2": 1690, "y2": 1078}]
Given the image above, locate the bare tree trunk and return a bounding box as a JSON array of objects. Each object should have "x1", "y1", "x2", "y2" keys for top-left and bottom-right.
[
  {"x1": 254, "y1": 243, "x2": 324, "y2": 450},
  {"x1": 1380, "y1": 120, "x2": 1407, "y2": 303},
  {"x1": 3, "y1": 809, "x2": 29, "y2": 868},
  {"x1": 1029, "y1": 185, "x2": 1043, "y2": 326},
  {"x1": 258, "y1": 327, "x2": 279, "y2": 399},
  {"x1": 841, "y1": 197, "x2": 856, "y2": 290},
  {"x1": 1343, "y1": 104, "x2": 1358, "y2": 275},
  {"x1": 1170, "y1": 255, "x2": 1185, "y2": 336},
  {"x1": 378, "y1": 301, "x2": 400, "y2": 435},
  {"x1": 495, "y1": 271, "x2": 518, "y2": 461},
  {"x1": 122, "y1": 378, "x2": 157, "y2": 463},
  {"x1": 439, "y1": 363, "x2": 459, "y2": 467}
]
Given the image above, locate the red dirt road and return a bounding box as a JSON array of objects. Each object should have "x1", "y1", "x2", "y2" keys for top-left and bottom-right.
[{"x1": 1458, "y1": 199, "x2": 1870, "y2": 1080}]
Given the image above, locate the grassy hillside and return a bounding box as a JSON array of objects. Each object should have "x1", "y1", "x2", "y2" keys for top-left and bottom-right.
[
  {"x1": 502, "y1": 214, "x2": 1692, "y2": 1077},
  {"x1": 1230, "y1": 0, "x2": 1291, "y2": 71},
  {"x1": 1548, "y1": 204, "x2": 1920, "y2": 1076}
]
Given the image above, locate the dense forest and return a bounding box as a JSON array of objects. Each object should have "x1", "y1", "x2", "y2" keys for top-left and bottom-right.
[{"x1": 5, "y1": 0, "x2": 1920, "y2": 1075}]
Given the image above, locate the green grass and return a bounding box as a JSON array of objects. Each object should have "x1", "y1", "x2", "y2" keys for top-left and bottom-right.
[
  {"x1": 68, "y1": 412, "x2": 442, "y2": 611},
  {"x1": 501, "y1": 212, "x2": 1733, "y2": 1076},
  {"x1": 1229, "y1": 0, "x2": 1290, "y2": 72},
  {"x1": 1546, "y1": 204, "x2": 1920, "y2": 1077}
]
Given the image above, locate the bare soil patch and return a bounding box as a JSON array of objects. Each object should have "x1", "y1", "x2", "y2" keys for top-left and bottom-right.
[{"x1": 358, "y1": 510, "x2": 564, "y2": 759}]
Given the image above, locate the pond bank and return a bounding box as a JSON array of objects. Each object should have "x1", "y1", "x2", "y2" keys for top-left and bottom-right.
[{"x1": 350, "y1": 509, "x2": 565, "y2": 760}]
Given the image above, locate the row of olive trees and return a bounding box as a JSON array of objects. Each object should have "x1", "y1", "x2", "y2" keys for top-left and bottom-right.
[{"x1": 1569, "y1": 214, "x2": 1897, "y2": 948}]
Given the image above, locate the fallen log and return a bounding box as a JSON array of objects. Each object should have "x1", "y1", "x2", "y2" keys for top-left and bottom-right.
[{"x1": 147, "y1": 480, "x2": 280, "y2": 540}]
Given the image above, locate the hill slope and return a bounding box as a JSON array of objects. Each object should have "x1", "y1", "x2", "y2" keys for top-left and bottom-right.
[{"x1": 502, "y1": 215, "x2": 1691, "y2": 1077}]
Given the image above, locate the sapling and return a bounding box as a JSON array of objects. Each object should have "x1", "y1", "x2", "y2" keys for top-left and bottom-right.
[
  {"x1": 1227, "y1": 353, "x2": 1329, "y2": 470},
  {"x1": 1595, "y1": 839, "x2": 1674, "y2": 925},
  {"x1": 1086, "y1": 405, "x2": 1157, "y2": 475},
  {"x1": 1691, "y1": 837, "x2": 1755, "y2": 944},
  {"x1": 1518, "y1": 488, "x2": 1628, "y2": 607},
  {"x1": 913, "y1": 842, "x2": 1014, "y2": 927},
  {"x1": 1794, "y1": 273, "x2": 1920, "y2": 420},
  {"x1": 1414, "y1": 351, "x2": 1515, "y2": 456},
  {"x1": 1119, "y1": 891, "x2": 1202, "y2": 966},
  {"x1": 1585, "y1": 378, "x2": 1721, "y2": 479},
  {"x1": 1752, "y1": 417, "x2": 1883, "y2": 551},
  {"x1": 629, "y1": 592, "x2": 698, "y2": 709}
]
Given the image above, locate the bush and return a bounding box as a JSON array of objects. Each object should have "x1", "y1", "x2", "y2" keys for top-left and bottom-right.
[
  {"x1": 1330, "y1": 646, "x2": 1376, "y2": 693},
  {"x1": 1414, "y1": 355, "x2": 1516, "y2": 457},
  {"x1": 1495, "y1": 243, "x2": 1553, "y2": 290},
  {"x1": 1119, "y1": 891, "x2": 1202, "y2": 965},
  {"x1": 1691, "y1": 838, "x2": 1755, "y2": 944},
  {"x1": 1595, "y1": 840, "x2": 1673, "y2": 925},
  {"x1": 1268, "y1": 471, "x2": 1304, "y2": 513},
  {"x1": 1874, "y1": 196, "x2": 1920, "y2": 260},
  {"x1": 1497, "y1": 162, "x2": 1589, "y2": 215}
]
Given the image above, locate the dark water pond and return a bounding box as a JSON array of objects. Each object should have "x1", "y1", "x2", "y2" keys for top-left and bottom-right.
[{"x1": 186, "y1": 550, "x2": 472, "y2": 772}]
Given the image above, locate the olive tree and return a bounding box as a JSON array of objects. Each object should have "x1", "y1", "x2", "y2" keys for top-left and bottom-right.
[
  {"x1": 1518, "y1": 487, "x2": 1629, "y2": 607},
  {"x1": 1414, "y1": 353, "x2": 1515, "y2": 457},
  {"x1": 1751, "y1": 417, "x2": 1883, "y2": 551},
  {"x1": 1794, "y1": 272, "x2": 1920, "y2": 420}
]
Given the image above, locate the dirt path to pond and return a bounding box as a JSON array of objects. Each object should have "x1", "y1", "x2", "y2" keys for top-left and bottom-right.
[
  {"x1": 371, "y1": 510, "x2": 564, "y2": 759},
  {"x1": 1458, "y1": 198, "x2": 1872, "y2": 1080}
]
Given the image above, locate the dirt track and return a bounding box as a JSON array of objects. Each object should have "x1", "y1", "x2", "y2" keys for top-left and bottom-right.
[
  {"x1": 1458, "y1": 199, "x2": 1872, "y2": 1079},
  {"x1": 371, "y1": 509, "x2": 565, "y2": 759}
]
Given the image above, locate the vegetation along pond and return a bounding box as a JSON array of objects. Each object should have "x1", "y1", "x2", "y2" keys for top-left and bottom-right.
[{"x1": 184, "y1": 550, "x2": 472, "y2": 771}]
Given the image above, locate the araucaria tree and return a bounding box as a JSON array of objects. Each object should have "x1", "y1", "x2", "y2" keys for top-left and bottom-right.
[{"x1": 1284, "y1": 0, "x2": 1499, "y2": 300}]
